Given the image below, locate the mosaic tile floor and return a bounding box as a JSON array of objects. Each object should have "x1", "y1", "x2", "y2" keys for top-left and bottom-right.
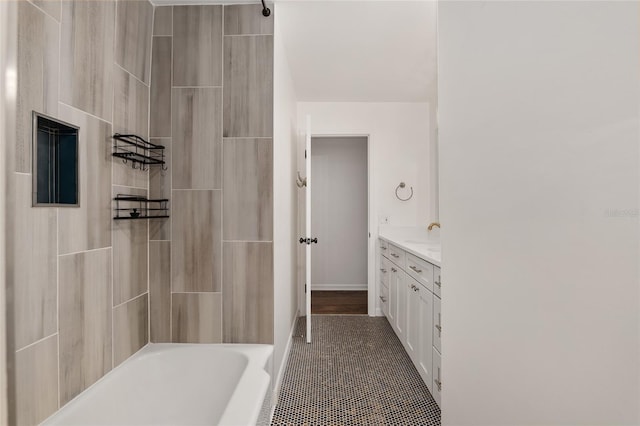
[{"x1": 272, "y1": 315, "x2": 441, "y2": 426}]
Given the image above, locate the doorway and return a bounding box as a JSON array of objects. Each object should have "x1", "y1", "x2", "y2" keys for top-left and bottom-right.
[{"x1": 309, "y1": 136, "x2": 368, "y2": 315}]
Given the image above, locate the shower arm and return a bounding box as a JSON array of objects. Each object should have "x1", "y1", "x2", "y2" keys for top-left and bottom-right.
[{"x1": 261, "y1": 0, "x2": 271, "y2": 17}]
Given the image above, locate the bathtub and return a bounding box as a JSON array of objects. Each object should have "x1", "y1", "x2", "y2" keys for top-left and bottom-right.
[{"x1": 42, "y1": 343, "x2": 273, "y2": 426}]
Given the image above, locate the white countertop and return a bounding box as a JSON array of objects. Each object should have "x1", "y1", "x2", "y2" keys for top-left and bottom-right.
[{"x1": 378, "y1": 226, "x2": 441, "y2": 267}]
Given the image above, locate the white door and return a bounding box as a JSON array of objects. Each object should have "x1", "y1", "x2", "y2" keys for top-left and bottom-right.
[{"x1": 304, "y1": 115, "x2": 312, "y2": 343}]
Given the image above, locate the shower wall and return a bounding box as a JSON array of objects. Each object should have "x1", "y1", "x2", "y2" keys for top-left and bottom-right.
[
  {"x1": 148, "y1": 4, "x2": 274, "y2": 344},
  {"x1": 4, "y1": 0, "x2": 153, "y2": 424}
]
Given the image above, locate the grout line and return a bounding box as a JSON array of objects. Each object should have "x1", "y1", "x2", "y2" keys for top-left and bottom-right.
[
  {"x1": 220, "y1": 4, "x2": 225, "y2": 341},
  {"x1": 171, "y1": 188, "x2": 222, "y2": 191},
  {"x1": 15, "y1": 332, "x2": 57, "y2": 354},
  {"x1": 58, "y1": 102, "x2": 111, "y2": 125},
  {"x1": 223, "y1": 136, "x2": 272, "y2": 140},
  {"x1": 223, "y1": 34, "x2": 273, "y2": 37},
  {"x1": 172, "y1": 85, "x2": 222, "y2": 89},
  {"x1": 58, "y1": 246, "x2": 111, "y2": 258},
  {"x1": 25, "y1": 0, "x2": 59, "y2": 22},
  {"x1": 56, "y1": 198, "x2": 60, "y2": 408},
  {"x1": 222, "y1": 240, "x2": 273, "y2": 243},
  {"x1": 113, "y1": 183, "x2": 149, "y2": 191},
  {"x1": 147, "y1": 3, "x2": 155, "y2": 345},
  {"x1": 112, "y1": 291, "x2": 148, "y2": 310},
  {"x1": 114, "y1": 62, "x2": 150, "y2": 89},
  {"x1": 169, "y1": 19, "x2": 174, "y2": 343}
]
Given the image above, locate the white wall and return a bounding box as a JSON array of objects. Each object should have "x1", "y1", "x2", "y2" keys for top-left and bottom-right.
[
  {"x1": 311, "y1": 137, "x2": 368, "y2": 290},
  {"x1": 297, "y1": 102, "x2": 435, "y2": 315},
  {"x1": 439, "y1": 2, "x2": 640, "y2": 425},
  {"x1": 0, "y1": 1, "x2": 15, "y2": 422},
  {"x1": 272, "y1": 7, "x2": 299, "y2": 397}
]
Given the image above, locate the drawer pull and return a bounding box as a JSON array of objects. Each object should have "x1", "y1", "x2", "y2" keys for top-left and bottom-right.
[
  {"x1": 380, "y1": 246, "x2": 387, "y2": 251},
  {"x1": 414, "y1": 286, "x2": 419, "y2": 292},
  {"x1": 391, "y1": 253, "x2": 400, "y2": 258},
  {"x1": 409, "y1": 265, "x2": 422, "y2": 273},
  {"x1": 379, "y1": 296, "x2": 387, "y2": 302},
  {"x1": 435, "y1": 367, "x2": 442, "y2": 391},
  {"x1": 380, "y1": 268, "x2": 387, "y2": 273},
  {"x1": 391, "y1": 267, "x2": 397, "y2": 273},
  {"x1": 435, "y1": 324, "x2": 442, "y2": 333},
  {"x1": 434, "y1": 279, "x2": 441, "y2": 287}
]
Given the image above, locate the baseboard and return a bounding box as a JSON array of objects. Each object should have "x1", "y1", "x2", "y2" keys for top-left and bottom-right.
[
  {"x1": 311, "y1": 284, "x2": 368, "y2": 291},
  {"x1": 272, "y1": 309, "x2": 299, "y2": 411}
]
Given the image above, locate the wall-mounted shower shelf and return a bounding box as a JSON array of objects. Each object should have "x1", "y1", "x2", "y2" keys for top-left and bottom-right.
[
  {"x1": 113, "y1": 194, "x2": 169, "y2": 220},
  {"x1": 112, "y1": 133, "x2": 166, "y2": 170}
]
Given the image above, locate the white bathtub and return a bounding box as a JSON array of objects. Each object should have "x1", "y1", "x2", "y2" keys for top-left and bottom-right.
[{"x1": 42, "y1": 343, "x2": 273, "y2": 426}]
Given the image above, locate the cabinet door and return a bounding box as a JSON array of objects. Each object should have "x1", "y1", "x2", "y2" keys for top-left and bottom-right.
[
  {"x1": 432, "y1": 347, "x2": 442, "y2": 407},
  {"x1": 388, "y1": 266, "x2": 397, "y2": 329},
  {"x1": 418, "y1": 287, "x2": 433, "y2": 391},
  {"x1": 433, "y1": 266, "x2": 441, "y2": 298},
  {"x1": 380, "y1": 282, "x2": 389, "y2": 318},
  {"x1": 405, "y1": 276, "x2": 421, "y2": 362},
  {"x1": 395, "y1": 270, "x2": 407, "y2": 343},
  {"x1": 433, "y1": 295, "x2": 442, "y2": 353},
  {"x1": 379, "y1": 256, "x2": 390, "y2": 288}
]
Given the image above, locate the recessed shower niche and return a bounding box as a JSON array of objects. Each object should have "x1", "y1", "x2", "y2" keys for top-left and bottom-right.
[{"x1": 32, "y1": 112, "x2": 79, "y2": 206}]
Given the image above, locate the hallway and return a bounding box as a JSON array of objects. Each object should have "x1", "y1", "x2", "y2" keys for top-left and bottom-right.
[{"x1": 272, "y1": 316, "x2": 441, "y2": 425}]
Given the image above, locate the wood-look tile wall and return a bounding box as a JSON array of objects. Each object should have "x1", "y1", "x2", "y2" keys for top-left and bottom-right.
[
  {"x1": 148, "y1": 4, "x2": 274, "y2": 345},
  {"x1": 8, "y1": 1, "x2": 153, "y2": 423}
]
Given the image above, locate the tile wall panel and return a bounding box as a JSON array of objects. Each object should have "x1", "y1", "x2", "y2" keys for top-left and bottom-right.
[
  {"x1": 115, "y1": 0, "x2": 153, "y2": 84},
  {"x1": 223, "y1": 242, "x2": 273, "y2": 343},
  {"x1": 172, "y1": 5, "x2": 223, "y2": 87},
  {"x1": 113, "y1": 294, "x2": 149, "y2": 366},
  {"x1": 172, "y1": 293, "x2": 222, "y2": 343},
  {"x1": 223, "y1": 36, "x2": 273, "y2": 138},
  {"x1": 58, "y1": 248, "x2": 113, "y2": 405},
  {"x1": 171, "y1": 190, "x2": 221, "y2": 292}
]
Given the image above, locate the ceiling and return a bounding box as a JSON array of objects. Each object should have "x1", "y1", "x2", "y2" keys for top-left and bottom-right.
[{"x1": 277, "y1": 1, "x2": 438, "y2": 102}]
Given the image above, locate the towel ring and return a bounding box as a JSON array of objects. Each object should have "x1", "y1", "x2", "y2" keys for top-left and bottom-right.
[{"x1": 395, "y1": 182, "x2": 413, "y2": 201}]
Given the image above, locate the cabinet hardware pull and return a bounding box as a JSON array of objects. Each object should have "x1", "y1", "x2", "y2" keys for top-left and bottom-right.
[
  {"x1": 435, "y1": 279, "x2": 441, "y2": 287},
  {"x1": 379, "y1": 296, "x2": 387, "y2": 302},
  {"x1": 380, "y1": 268, "x2": 387, "y2": 273},
  {"x1": 380, "y1": 246, "x2": 387, "y2": 250},
  {"x1": 435, "y1": 324, "x2": 442, "y2": 333},
  {"x1": 415, "y1": 286, "x2": 419, "y2": 292},
  {"x1": 391, "y1": 253, "x2": 399, "y2": 258},
  {"x1": 435, "y1": 368, "x2": 442, "y2": 391},
  {"x1": 391, "y1": 268, "x2": 397, "y2": 273},
  {"x1": 410, "y1": 266, "x2": 422, "y2": 273}
]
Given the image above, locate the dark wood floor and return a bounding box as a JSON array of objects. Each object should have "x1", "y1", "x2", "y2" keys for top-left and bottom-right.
[{"x1": 311, "y1": 291, "x2": 368, "y2": 314}]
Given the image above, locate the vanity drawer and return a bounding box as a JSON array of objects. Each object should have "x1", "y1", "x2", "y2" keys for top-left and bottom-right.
[
  {"x1": 379, "y1": 256, "x2": 390, "y2": 288},
  {"x1": 433, "y1": 266, "x2": 441, "y2": 298},
  {"x1": 406, "y1": 253, "x2": 434, "y2": 293},
  {"x1": 379, "y1": 239, "x2": 389, "y2": 258},
  {"x1": 387, "y1": 243, "x2": 406, "y2": 268}
]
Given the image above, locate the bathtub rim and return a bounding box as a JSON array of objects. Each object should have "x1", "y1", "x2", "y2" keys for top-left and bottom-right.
[{"x1": 41, "y1": 342, "x2": 274, "y2": 426}]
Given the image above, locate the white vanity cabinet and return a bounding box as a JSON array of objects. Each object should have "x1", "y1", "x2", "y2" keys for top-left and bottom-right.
[{"x1": 378, "y1": 237, "x2": 441, "y2": 404}]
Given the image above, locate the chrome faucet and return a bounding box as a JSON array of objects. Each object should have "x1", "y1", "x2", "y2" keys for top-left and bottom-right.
[{"x1": 427, "y1": 222, "x2": 440, "y2": 231}]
